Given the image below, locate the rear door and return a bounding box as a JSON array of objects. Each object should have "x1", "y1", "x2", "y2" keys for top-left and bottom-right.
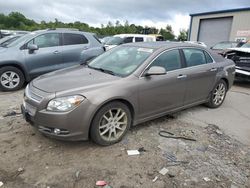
[
  {"x1": 61, "y1": 33, "x2": 89, "y2": 67},
  {"x1": 181, "y1": 48, "x2": 217, "y2": 105},
  {"x1": 138, "y1": 49, "x2": 187, "y2": 119},
  {"x1": 24, "y1": 33, "x2": 63, "y2": 78}
]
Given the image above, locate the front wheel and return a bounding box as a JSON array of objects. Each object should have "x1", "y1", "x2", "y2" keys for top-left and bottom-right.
[
  {"x1": 206, "y1": 80, "x2": 227, "y2": 108},
  {"x1": 0, "y1": 66, "x2": 25, "y2": 91},
  {"x1": 90, "y1": 101, "x2": 132, "y2": 146}
]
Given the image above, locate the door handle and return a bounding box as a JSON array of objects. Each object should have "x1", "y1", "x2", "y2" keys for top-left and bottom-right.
[
  {"x1": 53, "y1": 50, "x2": 59, "y2": 54},
  {"x1": 177, "y1": 74, "x2": 187, "y2": 79},
  {"x1": 83, "y1": 47, "x2": 89, "y2": 50},
  {"x1": 209, "y1": 68, "x2": 217, "y2": 72}
]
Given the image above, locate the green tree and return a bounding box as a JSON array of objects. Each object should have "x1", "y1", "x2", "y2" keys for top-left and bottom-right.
[{"x1": 177, "y1": 29, "x2": 188, "y2": 41}]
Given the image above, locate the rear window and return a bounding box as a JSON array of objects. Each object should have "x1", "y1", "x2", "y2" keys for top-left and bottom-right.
[
  {"x1": 204, "y1": 51, "x2": 213, "y2": 63},
  {"x1": 135, "y1": 37, "x2": 143, "y2": 42},
  {"x1": 123, "y1": 37, "x2": 133, "y2": 43},
  {"x1": 183, "y1": 48, "x2": 206, "y2": 67},
  {"x1": 63, "y1": 33, "x2": 88, "y2": 45}
]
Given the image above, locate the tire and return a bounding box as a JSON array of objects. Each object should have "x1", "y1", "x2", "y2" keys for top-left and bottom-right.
[
  {"x1": 0, "y1": 66, "x2": 25, "y2": 91},
  {"x1": 90, "y1": 101, "x2": 132, "y2": 146},
  {"x1": 205, "y1": 79, "x2": 227, "y2": 108}
]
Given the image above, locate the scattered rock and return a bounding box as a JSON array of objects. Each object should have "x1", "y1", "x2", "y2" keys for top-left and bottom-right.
[
  {"x1": 17, "y1": 167, "x2": 24, "y2": 173},
  {"x1": 0, "y1": 181, "x2": 3, "y2": 187},
  {"x1": 216, "y1": 129, "x2": 223, "y2": 135}
]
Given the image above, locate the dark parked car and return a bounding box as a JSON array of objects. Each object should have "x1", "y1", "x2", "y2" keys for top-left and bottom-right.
[
  {"x1": 210, "y1": 41, "x2": 244, "y2": 55},
  {"x1": 0, "y1": 29, "x2": 105, "y2": 91},
  {"x1": 22, "y1": 42, "x2": 235, "y2": 145}
]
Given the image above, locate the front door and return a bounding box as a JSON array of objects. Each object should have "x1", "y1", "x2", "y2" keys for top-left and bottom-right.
[
  {"x1": 24, "y1": 33, "x2": 63, "y2": 78},
  {"x1": 138, "y1": 49, "x2": 187, "y2": 119}
]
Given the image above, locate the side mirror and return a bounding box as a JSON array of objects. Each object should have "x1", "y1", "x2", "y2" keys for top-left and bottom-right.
[
  {"x1": 210, "y1": 46, "x2": 213, "y2": 49},
  {"x1": 28, "y1": 44, "x2": 39, "y2": 53},
  {"x1": 144, "y1": 66, "x2": 166, "y2": 76}
]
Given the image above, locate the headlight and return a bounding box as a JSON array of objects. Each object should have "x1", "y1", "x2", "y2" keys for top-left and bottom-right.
[{"x1": 47, "y1": 95, "x2": 85, "y2": 112}]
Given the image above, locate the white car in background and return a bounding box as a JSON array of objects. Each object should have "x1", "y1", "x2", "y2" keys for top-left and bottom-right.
[
  {"x1": 105, "y1": 34, "x2": 156, "y2": 50},
  {"x1": 184, "y1": 41, "x2": 207, "y2": 48}
]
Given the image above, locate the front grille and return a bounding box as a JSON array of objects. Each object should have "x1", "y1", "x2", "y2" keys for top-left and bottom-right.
[
  {"x1": 25, "y1": 85, "x2": 43, "y2": 103},
  {"x1": 226, "y1": 51, "x2": 250, "y2": 68}
]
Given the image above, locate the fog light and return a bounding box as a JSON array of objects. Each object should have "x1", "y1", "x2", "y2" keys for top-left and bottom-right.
[{"x1": 54, "y1": 128, "x2": 61, "y2": 135}]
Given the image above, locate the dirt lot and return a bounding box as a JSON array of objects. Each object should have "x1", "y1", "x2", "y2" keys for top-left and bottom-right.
[{"x1": 0, "y1": 82, "x2": 250, "y2": 188}]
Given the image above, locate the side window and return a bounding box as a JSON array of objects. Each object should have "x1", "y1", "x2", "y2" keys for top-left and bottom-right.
[
  {"x1": 63, "y1": 33, "x2": 88, "y2": 45},
  {"x1": 204, "y1": 51, "x2": 213, "y2": 63},
  {"x1": 123, "y1": 37, "x2": 133, "y2": 43},
  {"x1": 149, "y1": 50, "x2": 181, "y2": 71},
  {"x1": 33, "y1": 33, "x2": 60, "y2": 48},
  {"x1": 183, "y1": 49, "x2": 206, "y2": 67},
  {"x1": 135, "y1": 37, "x2": 143, "y2": 42}
]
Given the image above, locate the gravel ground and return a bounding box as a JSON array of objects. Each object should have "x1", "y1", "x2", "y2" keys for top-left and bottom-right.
[{"x1": 0, "y1": 84, "x2": 249, "y2": 188}]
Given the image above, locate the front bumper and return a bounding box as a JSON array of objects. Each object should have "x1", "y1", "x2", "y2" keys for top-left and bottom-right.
[
  {"x1": 22, "y1": 85, "x2": 95, "y2": 141},
  {"x1": 235, "y1": 66, "x2": 250, "y2": 81}
]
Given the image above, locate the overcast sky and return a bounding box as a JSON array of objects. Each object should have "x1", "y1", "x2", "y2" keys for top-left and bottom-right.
[{"x1": 0, "y1": 0, "x2": 250, "y2": 34}]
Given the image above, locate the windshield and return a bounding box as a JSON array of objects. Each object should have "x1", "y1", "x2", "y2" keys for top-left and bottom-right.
[
  {"x1": 88, "y1": 46, "x2": 154, "y2": 77},
  {"x1": 212, "y1": 42, "x2": 235, "y2": 50},
  {"x1": 0, "y1": 36, "x2": 21, "y2": 47},
  {"x1": 241, "y1": 43, "x2": 250, "y2": 48},
  {"x1": 106, "y1": 37, "x2": 124, "y2": 45},
  {"x1": 6, "y1": 33, "x2": 34, "y2": 47}
]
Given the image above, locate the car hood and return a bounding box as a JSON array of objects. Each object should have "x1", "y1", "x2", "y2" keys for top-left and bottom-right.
[
  {"x1": 0, "y1": 47, "x2": 8, "y2": 53},
  {"x1": 226, "y1": 48, "x2": 250, "y2": 53},
  {"x1": 32, "y1": 65, "x2": 120, "y2": 93}
]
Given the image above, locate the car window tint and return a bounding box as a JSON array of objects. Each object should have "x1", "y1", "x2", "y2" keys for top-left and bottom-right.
[
  {"x1": 135, "y1": 37, "x2": 143, "y2": 42},
  {"x1": 204, "y1": 51, "x2": 213, "y2": 63},
  {"x1": 149, "y1": 50, "x2": 181, "y2": 71},
  {"x1": 123, "y1": 37, "x2": 133, "y2": 43},
  {"x1": 63, "y1": 33, "x2": 88, "y2": 45},
  {"x1": 33, "y1": 33, "x2": 60, "y2": 48},
  {"x1": 183, "y1": 49, "x2": 206, "y2": 67}
]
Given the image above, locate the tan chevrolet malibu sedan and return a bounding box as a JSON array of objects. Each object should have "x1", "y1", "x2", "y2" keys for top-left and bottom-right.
[{"x1": 22, "y1": 42, "x2": 235, "y2": 145}]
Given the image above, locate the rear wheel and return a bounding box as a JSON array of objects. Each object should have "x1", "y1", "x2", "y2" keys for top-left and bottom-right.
[
  {"x1": 0, "y1": 66, "x2": 25, "y2": 91},
  {"x1": 206, "y1": 79, "x2": 227, "y2": 108},
  {"x1": 90, "y1": 101, "x2": 132, "y2": 146}
]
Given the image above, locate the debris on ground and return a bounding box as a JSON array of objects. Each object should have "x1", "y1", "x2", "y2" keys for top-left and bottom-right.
[
  {"x1": 3, "y1": 110, "x2": 21, "y2": 117},
  {"x1": 152, "y1": 176, "x2": 158, "y2": 182},
  {"x1": 96, "y1": 180, "x2": 108, "y2": 186},
  {"x1": 159, "y1": 167, "x2": 169, "y2": 175},
  {"x1": 158, "y1": 130, "x2": 196, "y2": 141},
  {"x1": 17, "y1": 167, "x2": 24, "y2": 173},
  {"x1": 127, "y1": 150, "x2": 140, "y2": 155},
  {"x1": 75, "y1": 170, "x2": 81, "y2": 180},
  {"x1": 138, "y1": 147, "x2": 146, "y2": 153},
  {"x1": 0, "y1": 181, "x2": 3, "y2": 187},
  {"x1": 203, "y1": 177, "x2": 211, "y2": 182}
]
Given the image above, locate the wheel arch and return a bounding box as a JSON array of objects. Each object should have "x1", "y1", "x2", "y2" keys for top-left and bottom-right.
[
  {"x1": 88, "y1": 98, "x2": 135, "y2": 138},
  {"x1": 0, "y1": 62, "x2": 29, "y2": 81},
  {"x1": 220, "y1": 77, "x2": 229, "y2": 90}
]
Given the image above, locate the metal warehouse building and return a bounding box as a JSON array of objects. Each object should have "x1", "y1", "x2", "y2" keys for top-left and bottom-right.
[{"x1": 188, "y1": 7, "x2": 250, "y2": 47}]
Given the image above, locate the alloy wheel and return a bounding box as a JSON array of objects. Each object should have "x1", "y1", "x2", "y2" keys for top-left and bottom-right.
[
  {"x1": 0, "y1": 71, "x2": 20, "y2": 89},
  {"x1": 99, "y1": 108, "x2": 128, "y2": 142},
  {"x1": 213, "y1": 83, "x2": 226, "y2": 106}
]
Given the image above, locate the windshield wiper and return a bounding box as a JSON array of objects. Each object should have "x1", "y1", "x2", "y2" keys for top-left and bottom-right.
[{"x1": 87, "y1": 65, "x2": 117, "y2": 76}]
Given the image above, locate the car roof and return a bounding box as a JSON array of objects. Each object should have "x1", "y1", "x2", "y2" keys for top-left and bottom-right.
[
  {"x1": 114, "y1": 34, "x2": 155, "y2": 38},
  {"x1": 123, "y1": 41, "x2": 205, "y2": 50},
  {"x1": 28, "y1": 29, "x2": 94, "y2": 36}
]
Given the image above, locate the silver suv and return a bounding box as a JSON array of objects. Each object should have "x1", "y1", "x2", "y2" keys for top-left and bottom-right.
[{"x1": 0, "y1": 29, "x2": 105, "y2": 91}]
